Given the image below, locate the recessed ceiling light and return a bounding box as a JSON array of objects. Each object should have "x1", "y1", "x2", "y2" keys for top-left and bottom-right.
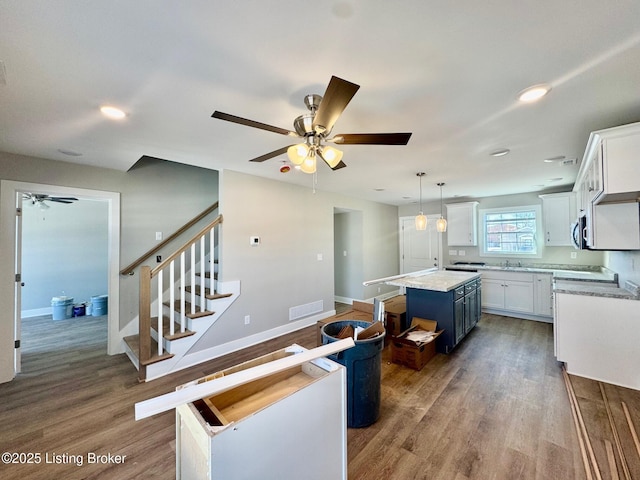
[
  {"x1": 544, "y1": 155, "x2": 566, "y2": 163},
  {"x1": 517, "y1": 84, "x2": 551, "y2": 103},
  {"x1": 57, "y1": 148, "x2": 83, "y2": 157},
  {"x1": 490, "y1": 148, "x2": 510, "y2": 157},
  {"x1": 374, "y1": 188, "x2": 385, "y2": 192},
  {"x1": 549, "y1": 177, "x2": 563, "y2": 182},
  {"x1": 100, "y1": 105, "x2": 126, "y2": 120}
]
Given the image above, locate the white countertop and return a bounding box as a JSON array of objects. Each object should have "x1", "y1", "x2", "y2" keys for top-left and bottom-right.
[
  {"x1": 445, "y1": 263, "x2": 617, "y2": 283},
  {"x1": 385, "y1": 270, "x2": 480, "y2": 292}
]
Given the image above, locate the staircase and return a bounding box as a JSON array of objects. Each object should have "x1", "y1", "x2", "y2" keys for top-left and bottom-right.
[{"x1": 123, "y1": 213, "x2": 239, "y2": 381}]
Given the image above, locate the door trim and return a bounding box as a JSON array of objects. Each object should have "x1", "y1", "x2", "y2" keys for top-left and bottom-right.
[{"x1": 0, "y1": 180, "x2": 121, "y2": 381}]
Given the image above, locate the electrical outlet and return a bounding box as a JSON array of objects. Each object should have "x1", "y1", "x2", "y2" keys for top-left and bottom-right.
[
  {"x1": 570, "y1": 251, "x2": 577, "y2": 259},
  {"x1": 244, "y1": 315, "x2": 250, "y2": 325},
  {"x1": 155, "y1": 231, "x2": 162, "y2": 241},
  {"x1": 458, "y1": 250, "x2": 466, "y2": 256}
]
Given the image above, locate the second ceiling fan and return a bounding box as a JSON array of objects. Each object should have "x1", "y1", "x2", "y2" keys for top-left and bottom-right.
[{"x1": 212, "y1": 76, "x2": 412, "y2": 173}]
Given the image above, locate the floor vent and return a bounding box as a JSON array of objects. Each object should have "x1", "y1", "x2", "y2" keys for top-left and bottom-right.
[{"x1": 289, "y1": 300, "x2": 323, "y2": 321}]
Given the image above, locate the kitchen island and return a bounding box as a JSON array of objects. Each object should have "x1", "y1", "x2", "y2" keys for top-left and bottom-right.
[{"x1": 385, "y1": 270, "x2": 481, "y2": 353}]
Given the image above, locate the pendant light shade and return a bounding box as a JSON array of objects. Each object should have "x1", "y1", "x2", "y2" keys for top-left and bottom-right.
[
  {"x1": 436, "y1": 182, "x2": 447, "y2": 233},
  {"x1": 415, "y1": 172, "x2": 427, "y2": 231}
]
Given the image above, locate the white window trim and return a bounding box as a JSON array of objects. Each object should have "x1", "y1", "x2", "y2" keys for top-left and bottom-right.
[{"x1": 478, "y1": 204, "x2": 543, "y2": 258}]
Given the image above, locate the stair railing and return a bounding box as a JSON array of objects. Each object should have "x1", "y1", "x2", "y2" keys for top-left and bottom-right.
[
  {"x1": 138, "y1": 214, "x2": 223, "y2": 375},
  {"x1": 120, "y1": 201, "x2": 219, "y2": 276}
]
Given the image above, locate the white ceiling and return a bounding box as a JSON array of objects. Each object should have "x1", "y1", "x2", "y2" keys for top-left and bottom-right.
[{"x1": 1, "y1": 1, "x2": 640, "y2": 205}]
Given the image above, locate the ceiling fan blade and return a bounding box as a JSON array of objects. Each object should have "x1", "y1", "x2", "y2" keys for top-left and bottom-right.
[
  {"x1": 48, "y1": 199, "x2": 76, "y2": 204},
  {"x1": 212, "y1": 111, "x2": 297, "y2": 137},
  {"x1": 249, "y1": 146, "x2": 292, "y2": 163},
  {"x1": 330, "y1": 160, "x2": 347, "y2": 171},
  {"x1": 331, "y1": 133, "x2": 412, "y2": 145},
  {"x1": 312, "y1": 76, "x2": 360, "y2": 134},
  {"x1": 49, "y1": 197, "x2": 78, "y2": 201}
]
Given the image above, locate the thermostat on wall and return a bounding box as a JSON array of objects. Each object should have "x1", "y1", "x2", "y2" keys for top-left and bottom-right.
[{"x1": 250, "y1": 236, "x2": 260, "y2": 246}]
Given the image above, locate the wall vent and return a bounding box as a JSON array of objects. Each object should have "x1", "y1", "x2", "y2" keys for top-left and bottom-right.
[{"x1": 289, "y1": 300, "x2": 323, "y2": 321}]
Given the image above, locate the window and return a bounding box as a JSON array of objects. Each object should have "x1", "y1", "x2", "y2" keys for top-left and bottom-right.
[{"x1": 479, "y1": 205, "x2": 542, "y2": 257}]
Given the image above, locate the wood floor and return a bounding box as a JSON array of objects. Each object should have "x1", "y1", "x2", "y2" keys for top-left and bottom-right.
[{"x1": 0, "y1": 311, "x2": 638, "y2": 479}]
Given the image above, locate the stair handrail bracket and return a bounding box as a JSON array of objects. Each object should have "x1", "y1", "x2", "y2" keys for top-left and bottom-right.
[{"x1": 137, "y1": 214, "x2": 223, "y2": 380}]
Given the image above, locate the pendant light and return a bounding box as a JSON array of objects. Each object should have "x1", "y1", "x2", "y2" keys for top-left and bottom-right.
[
  {"x1": 436, "y1": 182, "x2": 447, "y2": 233},
  {"x1": 415, "y1": 172, "x2": 427, "y2": 230}
]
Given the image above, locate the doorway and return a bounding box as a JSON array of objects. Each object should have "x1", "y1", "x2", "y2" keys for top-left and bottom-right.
[
  {"x1": 399, "y1": 214, "x2": 442, "y2": 274},
  {"x1": 0, "y1": 180, "x2": 120, "y2": 380}
]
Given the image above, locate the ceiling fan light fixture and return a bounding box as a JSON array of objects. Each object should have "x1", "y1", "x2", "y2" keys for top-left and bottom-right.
[
  {"x1": 318, "y1": 145, "x2": 343, "y2": 168},
  {"x1": 300, "y1": 150, "x2": 317, "y2": 174},
  {"x1": 287, "y1": 144, "x2": 309, "y2": 165}
]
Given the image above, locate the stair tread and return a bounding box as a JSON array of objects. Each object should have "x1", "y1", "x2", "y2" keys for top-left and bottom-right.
[
  {"x1": 184, "y1": 285, "x2": 233, "y2": 300},
  {"x1": 195, "y1": 271, "x2": 217, "y2": 279},
  {"x1": 124, "y1": 334, "x2": 174, "y2": 366},
  {"x1": 150, "y1": 316, "x2": 195, "y2": 341},
  {"x1": 164, "y1": 300, "x2": 215, "y2": 319}
]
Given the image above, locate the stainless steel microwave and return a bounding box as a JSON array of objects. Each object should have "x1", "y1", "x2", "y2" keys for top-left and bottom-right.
[{"x1": 571, "y1": 215, "x2": 589, "y2": 250}]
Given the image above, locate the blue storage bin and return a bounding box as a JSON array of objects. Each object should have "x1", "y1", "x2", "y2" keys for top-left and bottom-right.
[
  {"x1": 91, "y1": 294, "x2": 108, "y2": 316},
  {"x1": 51, "y1": 296, "x2": 74, "y2": 320}
]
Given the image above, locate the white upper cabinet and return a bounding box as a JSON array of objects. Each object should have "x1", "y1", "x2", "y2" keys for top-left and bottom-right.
[
  {"x1": 539, "y1": 192, "x2": 576, "y2": 246},
  {"x1": 446, "y1": 202, "x2": 478, "y2": 246},
  {"x1": 573, "y1": 121, "x2": 640, "y2": 250},
  {"x1": 575, "y1": 121, "x2": 640, "y2": 205}
]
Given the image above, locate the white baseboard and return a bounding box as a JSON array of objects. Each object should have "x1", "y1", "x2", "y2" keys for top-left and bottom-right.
[
  {"x1": 334, "y1": 296, "x2": 353, "y2": 305},
  {"x1": 148, "y1": 310, "x2": 337, "y2": 381},
  {"x1": 21, "y1": 307, "x2": 52, "y2": 318}
]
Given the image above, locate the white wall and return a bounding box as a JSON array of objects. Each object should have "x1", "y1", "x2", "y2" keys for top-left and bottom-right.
[
  {"x1": 334, "y1": 210, "x2": 364, "y2": 301},
  {"x1": 606, "y1": 250, "x2": 640, "y2": 287},
  {"x1": 187, "y1": 170, "x2": 399, "y2": 352},
  {"x1": 21, "y1": 198, "x2": 108, "y2": 313},
  {"x1": 398, "y1": 190, "x2": 605, "y2": 267}
]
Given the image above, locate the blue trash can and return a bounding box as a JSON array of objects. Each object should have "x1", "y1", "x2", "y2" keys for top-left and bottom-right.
[
  {"x1": 321, "y1": 320, "x2": 385, "y2": 428},
  {"x1": 51, "y1": 296, "x2": 74, "y2": 320},
  {"x1": 91, "y1": 295, "x2": 108, "y2": 316}
]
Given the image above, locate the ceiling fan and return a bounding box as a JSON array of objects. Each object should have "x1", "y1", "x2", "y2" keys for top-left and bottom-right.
[
  {"x1": 212, "y1": 76, "x2": 412, "y2": 174},
  {"x1": 22, "y1": 193, "x2": 78, "y2": 209}
]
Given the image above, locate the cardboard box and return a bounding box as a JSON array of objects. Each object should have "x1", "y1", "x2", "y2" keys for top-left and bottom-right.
[
  {"x1": 316, "y1": 301, "x2": 374, "y2": 345},
  {"x1": 391, "y1": 317, "x2": 443, "y2": 370},
  {"x1": 384, "y1": 295, "x2": 406, "y2": 337}
]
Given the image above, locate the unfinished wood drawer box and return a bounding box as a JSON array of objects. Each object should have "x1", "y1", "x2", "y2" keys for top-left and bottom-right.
[{"x1": 175, "y1": 345, "x2": 348, "y2": 480}]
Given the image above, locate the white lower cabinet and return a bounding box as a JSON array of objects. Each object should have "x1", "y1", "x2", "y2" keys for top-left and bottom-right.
[
  {"x1": 533, "y1": 274, "x2": 553, "y2": 316},
  {"x1": 555, "y1": 292, "x2": 640, "y2": 390},
  {"x1": 481, "y1": 271, "x2": 551, "y2": 321},
  {"x1": 173, "y1": 345, "x2": 348, "y2": 480}
]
